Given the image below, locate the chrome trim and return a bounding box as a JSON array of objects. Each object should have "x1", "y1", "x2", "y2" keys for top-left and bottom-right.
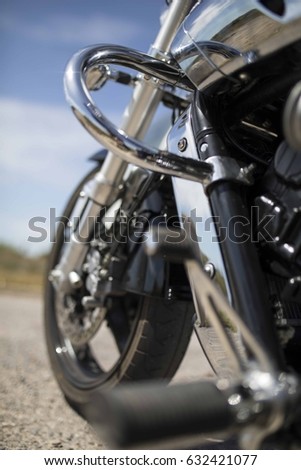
[
  {"x1": 283, "y1": 80, "x2": 301, "y2": 151},
  {"x1": 85, "y1": 64, "x2": 136, "y2": 91},
  {"x1": 167, "y1": 106, "x2": 232, "y2": 301},
  {"x1": 64, "y1": 44, "x2": 219, "y2": 184},
  {"x1": 204, "y1": 156, "x2": 254, "y2": 188},
  {"x1": 186, "y1": 256, "x2": 274, "y2": 375},
  {"x1": 235, "y1": 370, "x2": 299, "y2": 450},
  {"x1": 171, "y1": 0, "x2": 301, "y2": 90},
  {"x1": 86, "y1": 64, "x2": 113, "y2": 91},
  {"x1": 151, "y1": 0, "x2": 197, "y2": 53}
]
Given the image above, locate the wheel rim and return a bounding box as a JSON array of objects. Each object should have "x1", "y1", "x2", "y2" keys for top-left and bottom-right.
[
  {"x1": 45, "y1": 167, "x2": 146, "y2": 389},
  {"x1": 47, "y1": 280, "x2": 144, "y2": 389}
]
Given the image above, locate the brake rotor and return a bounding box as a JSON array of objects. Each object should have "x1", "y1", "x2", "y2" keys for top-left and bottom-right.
[{"x1": 56, "y1": 293, "x2": 107, "y2": 347}]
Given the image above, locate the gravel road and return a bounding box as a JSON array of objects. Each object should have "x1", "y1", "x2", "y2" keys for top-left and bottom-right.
[{"x1": 0, "y1": 292, "x2": 213, "y2": 450}]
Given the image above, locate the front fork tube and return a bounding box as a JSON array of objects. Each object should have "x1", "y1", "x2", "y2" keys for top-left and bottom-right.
[
  {"x1": 53, "y1": 164, "x2": 155, "y2": 292},
  {"x1": 191, "y1": 94, "x2": 285, "y2": 371},
  {"x1": 53, "y1": 0, "x2": 196, "y2": 290},
  {"x1": 208, "y1": 181, "x2": 285, "y2": 370}
]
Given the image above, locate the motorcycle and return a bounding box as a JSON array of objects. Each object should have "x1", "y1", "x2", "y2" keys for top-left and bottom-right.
[{"x1": 45, "y1": 0, "x2": 301, "y2": 449}]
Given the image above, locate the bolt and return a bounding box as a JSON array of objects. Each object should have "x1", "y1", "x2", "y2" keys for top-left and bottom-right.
[
  {"x1": 240, "y1": 163, "x2": 256, "y2": 178},
  {"x1": 200, "y1": 143, "x2": 208, "y2": 153},
  {"x1": 245, "y1": 50, "x2": 258, "y2": 64},
  {"x1": 68, "y1": 271, "x2": 83, "y2": 289},
  {"x1": 48, "y1": 269, "x2": 61, "y2": 283},
  {"x1": 204, "y1": 262, "x2": 215, "y2": 279},
  {"x1": 167, "y1": 288, "x2": 176, "y2": 301},
  {"x1": 178, "y1": 138, "x2": 188, "y2": 152},
  {"x1": 99, "y1": 268, "x2": 108, "y2": 279},
  {"x1": 228, "y1": 393, "x2": 242, "y2": 406},
  {"x1": 239, "y1": 73, "x2": 250, "y2": 83},
  {"x1": 82, "y1": 263, "x2": 89, "y2": 272}
]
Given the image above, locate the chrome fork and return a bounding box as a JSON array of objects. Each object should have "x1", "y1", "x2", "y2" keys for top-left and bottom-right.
[{"x1": 52, "y1": 0, "x2": 197, "y2": 291}]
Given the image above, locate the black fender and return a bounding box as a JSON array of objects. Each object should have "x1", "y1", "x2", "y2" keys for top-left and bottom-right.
[
  {"x1": 124, "y1": 242, "x2": 191, "y2": 300},
  {"x1": 88, "y1": 149, "x2": 107, "y2": 165},
  {"x1": 88, "y1": 149, "x2": 191, "y2": 300}
]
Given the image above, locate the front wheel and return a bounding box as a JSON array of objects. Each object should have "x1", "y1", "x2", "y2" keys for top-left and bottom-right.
[{"x1": 44, "y1": 165, "x2": 194, "y2": 413}]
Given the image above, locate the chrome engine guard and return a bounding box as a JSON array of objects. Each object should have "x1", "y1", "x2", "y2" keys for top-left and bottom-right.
[{"x1": 62, "y1": 42, "x2": 276, "y2": 378}]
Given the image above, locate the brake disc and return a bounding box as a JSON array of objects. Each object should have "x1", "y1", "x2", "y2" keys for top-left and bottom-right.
[
  {"x1": 55, "y1": 247, "x2": 107, "y2": 347},
  {"x1": 56, "y1": 292, "x2": 107, "y2": 347}
]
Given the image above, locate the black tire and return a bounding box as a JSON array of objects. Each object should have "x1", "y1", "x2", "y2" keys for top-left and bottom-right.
[{"x1": 44, "y1": 165, "x2": 193, "y2": 412}]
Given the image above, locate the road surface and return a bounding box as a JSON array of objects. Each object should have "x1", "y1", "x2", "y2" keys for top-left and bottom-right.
[{"x1": 0, "y1": 292, "x2": 213, "y2": 450}]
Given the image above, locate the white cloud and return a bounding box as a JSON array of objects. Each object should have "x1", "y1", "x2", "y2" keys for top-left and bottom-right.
[
  {"x1": 0, "y1": 12, "x2": 143, "y2": 45},
  {"x1": 0, "y1": 97, "x2": 120, "y2": 188},
  {"x1": 0, "y1": 97, "x2": 122, "y2": 254}
]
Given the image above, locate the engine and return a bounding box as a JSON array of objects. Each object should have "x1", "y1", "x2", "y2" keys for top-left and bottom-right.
[
  {"x1": 251, "y1": 142, "x2": 301, "y2": 371},
  {"x1": 255, "y1": 142, "x2": 301, "y2": 274},
  {"x1": 254, "y1": 142, "x2": 301, "y2": 318}
]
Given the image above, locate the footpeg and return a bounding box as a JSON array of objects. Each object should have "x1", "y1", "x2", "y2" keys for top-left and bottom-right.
[
  {"x1": 83, "y1": 372, "x2": 301, "y2": 449},
  {"x1": 84, "y1": 380, "x2": 234, "y2": 449}
]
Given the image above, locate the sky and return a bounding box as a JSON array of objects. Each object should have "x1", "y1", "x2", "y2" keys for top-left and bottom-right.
[{"x1": 0, "y1": 0, "x2": 167, "y2": 255}]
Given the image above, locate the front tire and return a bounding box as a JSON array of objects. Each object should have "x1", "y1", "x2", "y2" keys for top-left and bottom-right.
[{"x1": 44, "y1": 165, "x2": 193, "y2": 413}]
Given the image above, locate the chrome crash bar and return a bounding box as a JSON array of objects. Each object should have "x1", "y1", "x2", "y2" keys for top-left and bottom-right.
[{"x1": 64, "y1": 44, "x2": 214, "y2": 183}]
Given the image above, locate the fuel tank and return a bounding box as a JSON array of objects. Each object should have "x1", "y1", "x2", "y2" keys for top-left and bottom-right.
[{"x1": 171, "y1": 0, "x2": 301, "y2": 91}]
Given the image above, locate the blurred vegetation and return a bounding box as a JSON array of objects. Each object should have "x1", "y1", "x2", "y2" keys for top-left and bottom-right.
[{"x1": 0, "y1": 243, "x2": 48, "y2": 294}]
